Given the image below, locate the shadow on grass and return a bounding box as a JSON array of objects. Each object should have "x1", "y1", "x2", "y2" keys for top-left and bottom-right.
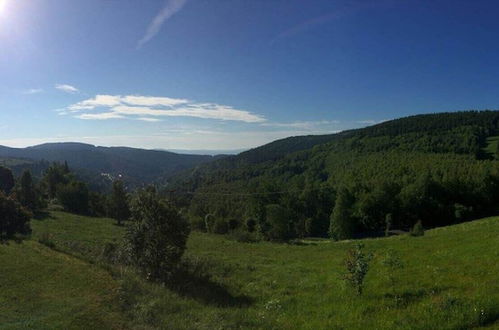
[
  {"x1": 480, "y1": 310, "x2": 499, "y2": 327},
  {"x1": 33, "y1": 211, "x2": 55, "y2": 221},
  {"x1": 0, "y1": 234, "x2": 29, "y2": 245},
  {"x1": 169, "y1": 269, "x2": 254, "y2": 307}
]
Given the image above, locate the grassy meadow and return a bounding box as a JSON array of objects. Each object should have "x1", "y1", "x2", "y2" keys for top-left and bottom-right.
[{"x1": 0, "y1": 211, "x2": 498, "y2": 329}]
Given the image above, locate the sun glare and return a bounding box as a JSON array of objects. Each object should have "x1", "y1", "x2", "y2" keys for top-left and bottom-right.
[{"x1": 0, "y1": 0, "x2": 6, "y2": 15}]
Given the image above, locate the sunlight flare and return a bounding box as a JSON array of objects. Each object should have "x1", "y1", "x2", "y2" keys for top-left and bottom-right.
[{"x1": 0, "y1": 0, "x2": 7, "y2": 16}]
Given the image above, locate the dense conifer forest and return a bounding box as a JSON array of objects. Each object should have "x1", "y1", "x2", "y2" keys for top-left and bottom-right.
[{"x1": 171, "y1": 111, "x2": 499, "y2": 240}]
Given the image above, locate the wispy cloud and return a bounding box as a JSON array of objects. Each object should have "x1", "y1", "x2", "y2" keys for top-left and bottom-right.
[
  {"x1": 55, "y1": 84, "x2": 79, "y2": 94},
  {"x1": 137, "y1": 0, "x2": 188, "y2": 48},
  {"x1": 273, "y1": 0, "x2": 399, "y2": 43},
  {"x1": 63, "y1": 94, "x2": 266, "y2": 123},
  {"x1": 356, "y1": 119, "x2": 389, "y2": 125},
  {"x1": 137, "y1": 117, "x2": 162, "y2": 122},
  {"x1": 23, "y1": 88, "x2": 43, "y2": 94},
  {"x1": 76, "y1": 113, "x2": 125, "y2": 120},
  {"x1": 261, "y1": 120, "x2": 340, "y2": 130}
]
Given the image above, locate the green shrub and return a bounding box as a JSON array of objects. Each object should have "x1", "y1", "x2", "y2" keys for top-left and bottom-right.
[
  {"x1": 0, "y1": 192, "x2": 31, "y2": 240},
  {"x1": 343, "y1": 243, "x2": 372, "y2": 295},
  {"x1": 229, "y1": 229, "x2": 259, "y2": 243},
  {"x1": 381, "y1": 249, "x2": 404, "y2": 294},
  {"x1": 189, "y1": 216, "x2": 206, "y2": 232},
  {"x1": 410, "y1": 220, "x2": 425, "y2": 236},
  {"x1": 454, "y1": 203, "x2": 472, "y2": 222},
  {"x1": 38, "y1": 232, "x2": 56, "y2": 249},
  {"x1": 100, "y1": 241, "x2": 130, "y2": 265},
  {"x1": 212, "y1": 218, "x2": 229, "y2": 234},
  {"x1": 126, "y1": 187, "x2": 190, "y2": 281},
  {"x1": 245, "y1": 217, "x2": 257, "y2": 232},
  {"x1": 227, "y1": 218, "x2": 240, "y2": 231}
]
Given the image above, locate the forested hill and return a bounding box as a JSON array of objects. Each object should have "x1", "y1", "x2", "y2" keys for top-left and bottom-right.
[
  {"x1": 0, "y1": 143, "x2": 221, "y2": 187},
  {"x1": 172, "y1": 110, "x2": 499, "y2": 240}
]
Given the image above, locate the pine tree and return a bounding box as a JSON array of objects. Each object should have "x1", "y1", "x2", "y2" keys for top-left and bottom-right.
[
  {"x1": 43, "y1": 163, "x2": 70, "y2": 199},
  {"x1": 18, "y1": 170, "x2": 36, "y2": 211},
  {"x1": 0, "y1": 166, "x2": 15, "y2": 195},
  {"x1": 109, "y1": 180, "x2": 130, "y2": 226}
]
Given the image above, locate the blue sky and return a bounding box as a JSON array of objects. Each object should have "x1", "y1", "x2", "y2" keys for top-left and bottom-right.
[{"x1": 1, "y1": 0, "x2": 499, "y2": 150}]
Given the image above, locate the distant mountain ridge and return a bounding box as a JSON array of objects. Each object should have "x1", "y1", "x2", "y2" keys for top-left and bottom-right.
[
  {"x1": 0, "y1": 142, "x2": 221, "y2": 186},
  {"x1": 160, "y1": 148, "x2": 248, "y2": 156}
]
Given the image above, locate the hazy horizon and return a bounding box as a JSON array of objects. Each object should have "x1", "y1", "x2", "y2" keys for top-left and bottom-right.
[{"x1": 0, "y1": 140, "x2": 248, "y2": 155}]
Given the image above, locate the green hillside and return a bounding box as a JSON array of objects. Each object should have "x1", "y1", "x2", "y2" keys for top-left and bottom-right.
[
  {"x1": 171, "y1": 111, "x2": 499, "y2": 239},
  {"x1": 1, "y1": 211, "x2": 498, "y2": 329}
]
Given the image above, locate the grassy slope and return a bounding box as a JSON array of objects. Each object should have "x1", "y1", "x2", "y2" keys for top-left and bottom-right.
[
  {"x1": 1, "y1": 212, "x2": 498, "y2": 329},
  {"x1": 0, "y1": 240, "x2": 126, "y2": 329}
]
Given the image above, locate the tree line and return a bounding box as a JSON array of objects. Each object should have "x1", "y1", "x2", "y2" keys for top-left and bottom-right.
[{"x1": 0, "y1": 162, "x2": 136, "y2": 240}]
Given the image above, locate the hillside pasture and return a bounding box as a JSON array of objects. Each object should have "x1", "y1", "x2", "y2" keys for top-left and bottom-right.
[{"x1": 0, "y1": 212, "x2": 498, "y2": 329}]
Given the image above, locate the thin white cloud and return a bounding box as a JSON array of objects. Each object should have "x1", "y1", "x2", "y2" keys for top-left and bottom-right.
[
  {"x1": 261, "y1": 120, "x2": 340, "y2": 130},
  {"x1": 137, "y1": 117, "x2": 162, "y2": 122},
  {"x1": 68, "y1": 95, "x2": 122, "y2": 111},
  {"x1": 123, "y1": 95, "x2": 188, "y2": 107},
  {"x1": 64, "y1": 94, "x2": 266, "y2": 123},
  {"x1": 76, "y1": 113, "x2": 125, "y2": 120},
  {"x1": 55, "y1": 84, "x2": 79, "y2": 94},
  {"x1": 23, "y1": 88, "x2": 43, "y2": 94},
  {"x1": 137, "y1": 0, "x2": 188, "y2": 48},
  {"x1": 356, "y1": 119, "x2": 388, "y2": 125}
]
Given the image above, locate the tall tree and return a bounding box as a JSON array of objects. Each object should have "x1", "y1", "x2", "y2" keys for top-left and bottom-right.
[
  {"x1": 18, "y1": 170, "x2": 37, "y2": 211},
  {"x1": 43, "y1": 163, "x2": 70, "y2": 199},
  {"x1": 0, "y1": 166, "x2": 15, "y2": 195},
  {"x1": 265, "y1": 204, "x2": 292, "y2": 241},
  {"x1": 57, "y1": 181, "x2": 89, "y2": 214},
  {"x1": 109, "y1": 180, "x2": 130, "y2": 226},
  {"x1": 329, "y1": 188, "x2": 356, "y2": 241}
]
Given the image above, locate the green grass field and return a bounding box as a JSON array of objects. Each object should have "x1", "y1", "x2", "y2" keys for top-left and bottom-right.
[{"x1": 1, "y1": 211, "x2": 498, "y2": 329}]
